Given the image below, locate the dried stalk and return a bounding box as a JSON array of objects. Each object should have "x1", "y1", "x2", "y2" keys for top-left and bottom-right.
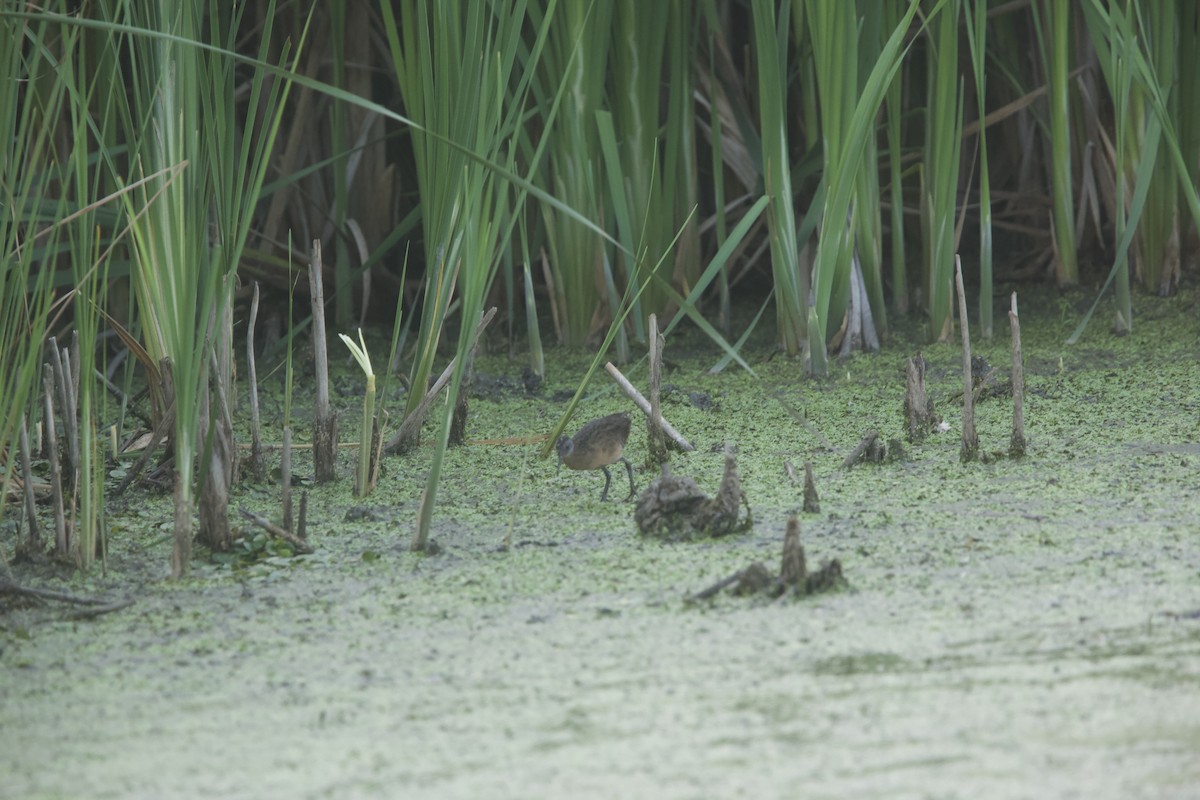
[
  {"x1": 450, "y1": 311, "x2": 489, "y2": 447},
  {"x1": 18, "y1": 414, "x2": 39, "y2": 548},
  {"x1": 803, "y1": 461, "x2": 820, "y2": 513},
  {"x1": 955, "y1": 256, "x2": 978, "y2": 461},
  {"x1": 646, "y1": 314, "x2": 670, "y2": 465},
  {"x1": 1009, "y1": 292, "x2": 1026, "y2": 457},
  {"x1": 42, "y1": 364, "x2": 67, "y2": 556},
  {"x1": 603, "y1": 361, "x2": 694, "y2": 452},
  {"x1": 48, "y1": 336, "x2": 79, "y2": 477},
  {"x1": 310, "y1": 240, "x2": 338, "y2": 483},
  {"x1": 246, "y1": 282, "x2": 266, "y2": 482},
  {"x1": 841, "y1": 430, "x2": 883, "y2": 469},
  {"x1": 780, "y1": 516, "x2": 807, "y2": 588},
  {"x1": 198, "y1": 339, "x2": 235, "y2": 552},
  {"x1": 385, "y1": 306, "x2": 498, "y2": 455},
  {"x1": 297, "y1": 490, "x2": 308, "y2": 543},
  {"x1": 0, "y1": 579, "x2": 134, "y2": 617},
  {"x1": 171, "y1": 465, "x2": 190, "y2": 578},
  {"x1": 114, "y1": 403, "x2": 174, "y2": 495},
  {"x1": 772, "y1": 393, "x2": 834, "y2": 450},
  {"x1": 155, "y1": 360, "x2": 190, "y2": 578},
  {"x1": 238, "y1": 506, "x2": 314, "y2": 555},
  {"x1": 281, "y1": 426, "x2": 293, "y2": 534},
  {"x1": 904, "y1": 354, "x2": 936, "y2": 442}
]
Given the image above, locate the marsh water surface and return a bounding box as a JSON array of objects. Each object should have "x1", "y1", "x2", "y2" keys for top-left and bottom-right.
[{"x1": 3, "y1": 286, "x2": 1200, "y2": 799}]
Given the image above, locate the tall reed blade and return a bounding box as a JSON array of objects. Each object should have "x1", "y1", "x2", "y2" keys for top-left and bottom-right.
[
  {"x1": 853, "y1": 7, "x2": 887, "y2": 337},
  {"x1": 115, "y1": 0, "x2": 302, "y2": 572},
  {"x1": 1074, "y1": 0, "x2": 1200, "y2": 338},
  {"x1": 380, "y1": 0, "x2": 550, "y2": 549},
  {"x1": 807, "y1": 0, "x2": 929, "y2": 368},
  {"x1": 923, "y1": 0, "x2": 962, "y2": 341},
  {"x1": 1040, "y1": 0, "x2": 1079, "y2": 285},
  {"x1": 883, "y1": 0, "x2": 909, "y2": 316},
  {"x1": 529, "y1": 0, "x2": 612, "y2": 348},
  {"x1": 752, "y1": 0, "x2": 805, "y2": 359},
  {"x1": 965, "y1": 0, "x2": 994, "y2": 339},
  {"x1": 1135, "y1": 0, "x2": 1181, "y2": 295},
  {"x1": 0, "y1": 13, "x2": 63, "y2": 541}
]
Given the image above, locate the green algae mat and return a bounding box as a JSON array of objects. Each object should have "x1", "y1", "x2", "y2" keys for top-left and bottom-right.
[{"x1": 3, "y1": 284, "x2": 1200, "y2": 799}]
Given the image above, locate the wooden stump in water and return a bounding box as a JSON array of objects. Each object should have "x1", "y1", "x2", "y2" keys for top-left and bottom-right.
[
  {"x1": 803, "y1": 462, "x2": 820, "y2": 513},
  {"x1": 780, "y1": 515, "x2": 806, "y2": 589},
  {"x1": 904, "y1": 354, "x2": 937, "y2": 442}
]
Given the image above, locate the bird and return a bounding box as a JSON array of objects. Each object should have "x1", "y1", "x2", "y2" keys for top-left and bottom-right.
[{"x1": 556, "y1": 412, "x2": 636, "y2": 501}]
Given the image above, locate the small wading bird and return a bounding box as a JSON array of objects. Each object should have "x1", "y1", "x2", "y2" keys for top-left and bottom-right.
[{"x1": 556, "y1": 412, "x2": 636, "y2": 501}]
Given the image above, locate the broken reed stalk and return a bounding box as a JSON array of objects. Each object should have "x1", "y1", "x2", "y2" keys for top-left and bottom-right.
[
  {"x1": 955, "y1": 256, "x2": 978, "y2": 461},
  {"x1": 114, "y1": 392, "x2": 174, "y2": 496},
  {"x1": 803, "y1": 461, "x2": 820, "y2": 513},
  {"x1": 646, "y1": 314, "x2": 670, "y2": 465},
  {"x1": 387, "y1": 357, "x2": 454, "y2": 453},
  {"x1": 68, "y1": 336, "x2": 82, "y2": 475},
  {"x1": 780, "y1": 515, "x2": 806, "y2": 589},
  {"x1": 170, "y1": 464, "x2": 190, "y2": 578},
  {"x1": 0, "y1": 578, "x2": 126, "y2": 607},
  {"x1": 603, "y1": 361, "x2": 695, "y2": 451},
  {"x1": 369, "y1": 413, "x2": 386, "y2": 489},
  {"x1": 48, "y1": 336, "x2": 79, "y2": 477},
  {"x1": 448, "y1": 376, "x2": 470, "y2": 445},
  {"x1": 297, "y1": 490, "x2": 308, "y2": 543},
  {"x1": 1009, "y1": 292, "x2": 1026, "y2": 457},
  {"x1": 841, "y1": 430, "x2": 882, "y2": 469},
  {"x1": 246, "y1": 282, "x2": 266, "y2": 482},
  {"x1": 384, "y1": 306, "x2": 498, "y2": 455},
  {"x1": 18, "y1": 414, "x2": 40, "y2": 548},
  {"x1": 309, "y1": 240, "x2": 338, "y2": 483},
  {"x1": 63, "y1": 599, "x2": 137, "y2": 620},
  {"x1": 102, "y1": 356, "x2": 173, "y2": 566},
  {"x1": 151, "y1": 359, "x2": 188, "y2": 578},
  {"x1": 237, "y1": 506, "x2": 314, "y2": 555},
  {"x1": 198, "y1": 312, "x2": 237, "y2": 553},
  {"x1": 281, "y1": 426, "x2": 293, "y2": 534},
  {"x1": 772, "y1": 393, "x2": 834, "y2": 450},
  {"x1": 0, "y1": 578, "x2": 135, "y2": 620},
  {"x1": 710, "y1": 442, "x2": 752, "y2": 535},
  {"x1": 450, "y1": 312, "x2": 489, "y2": 447},
  {"x1": 904, "y1": 354, "x2": 936, "y2": 442},
  {"x1": 42, "y1": 363, "x2": 68, "y2": 556}
]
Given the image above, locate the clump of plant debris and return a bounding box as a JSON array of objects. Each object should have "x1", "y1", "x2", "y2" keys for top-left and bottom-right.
[
  {"x1": 634, "y1": 443, "x2": 751, "y2": 542},
  {"x1": 687, "y1": 516, "x2": 847, "y2": 603},
  {"x1": 841, "y1": 430, "x2": 907, "y2": 468}
]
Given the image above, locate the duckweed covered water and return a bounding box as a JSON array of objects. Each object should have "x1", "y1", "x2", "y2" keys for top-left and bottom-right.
[{"x1": 3, "y1": 284, "x2": 1200, "y2": 799}]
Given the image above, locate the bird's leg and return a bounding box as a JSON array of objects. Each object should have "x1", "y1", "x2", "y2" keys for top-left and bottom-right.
[
  {"x1": 620, "y1": 457, "x2": 635, "y2": 500},
  {"x1": 599, "y1": 466, "x2": 613, "y2": 502}
]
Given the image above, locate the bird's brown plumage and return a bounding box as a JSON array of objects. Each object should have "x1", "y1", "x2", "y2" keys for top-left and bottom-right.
[{"x1": 556, "y1": 412, "x2": 635, "y2": 501}]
